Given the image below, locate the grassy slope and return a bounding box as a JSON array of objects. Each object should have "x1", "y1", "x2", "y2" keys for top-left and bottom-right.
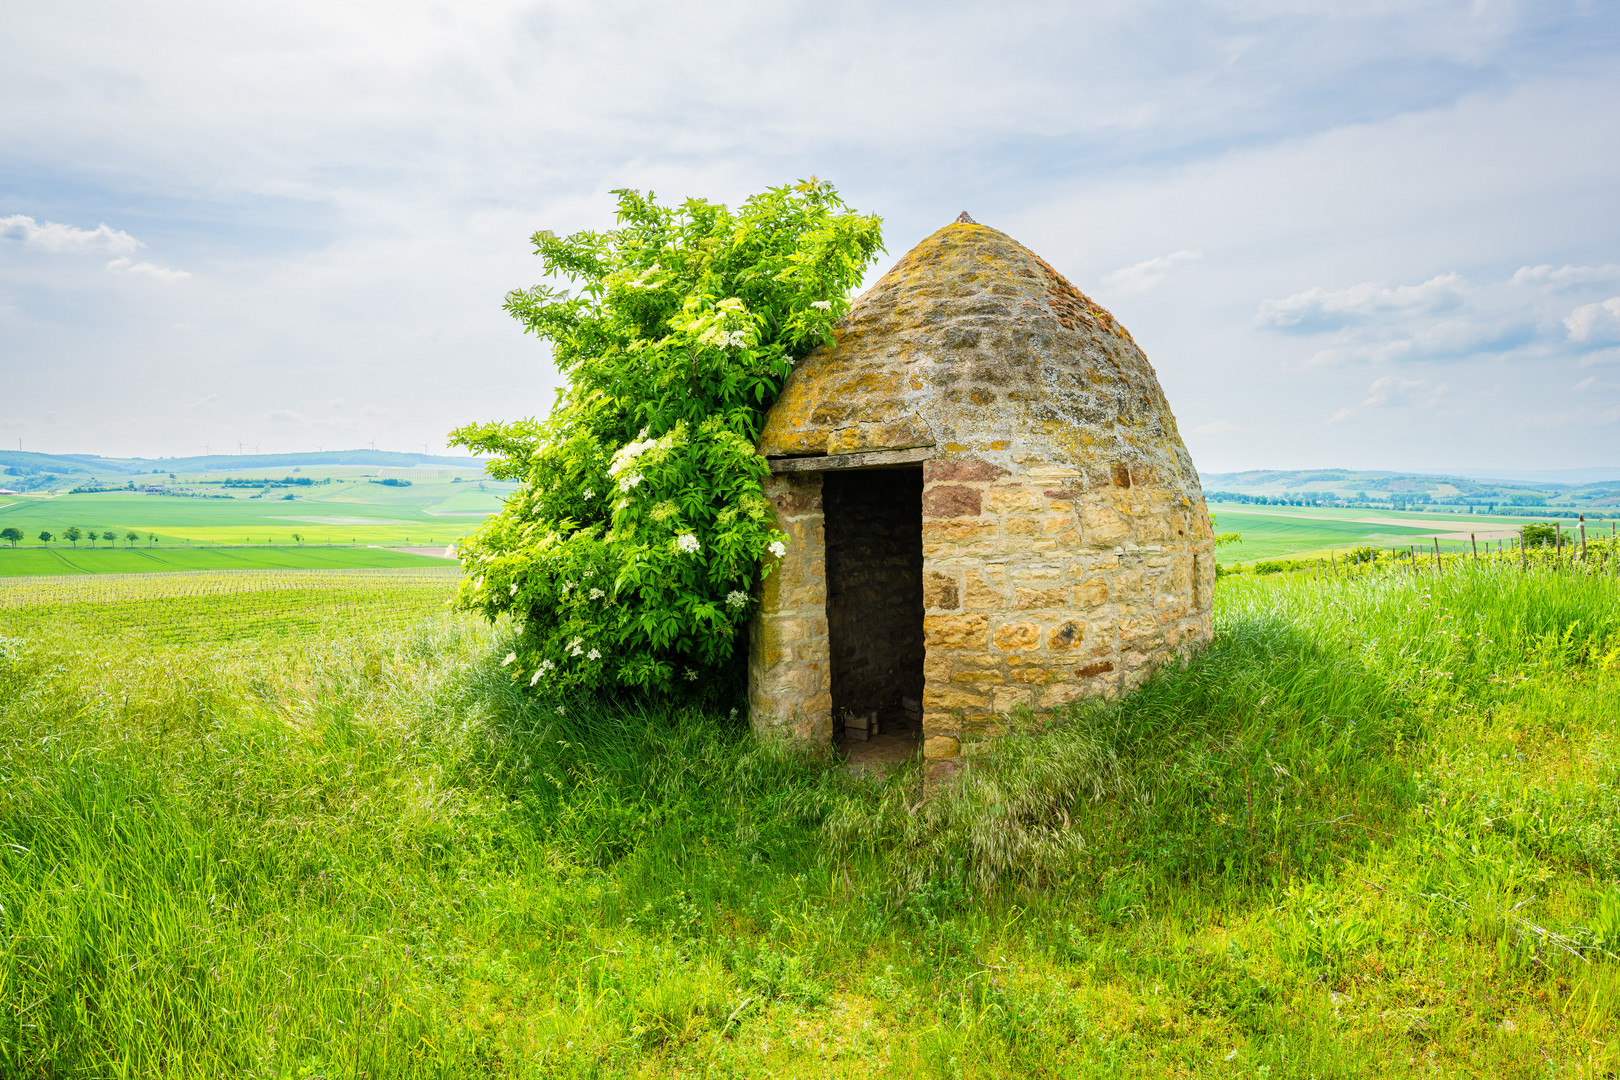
[
  {"x1": 0, "y1": 544, "x2": 454, "y2": 576},
  {"x1": 0, "y1": 474, "x2": 512, "y2": 550},
  {"x1": 1, "y1": 567, "x2": 1618, "y2": 1077}
]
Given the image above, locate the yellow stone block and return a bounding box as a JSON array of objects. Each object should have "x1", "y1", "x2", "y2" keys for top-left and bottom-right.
[
  {"x1": 925, "y1": 613, "x2": 990, "y2": 646},
  {"x1": 983, "y1": 488, "x2": 1043, "y2": 513},
  {"x1": 1072, "y1": 577, "x2": 1108, "y2": 607},
  {"x1": 923, "y1": 735, "x2": 960, "y2": 760},
  {"x1": 992, "y1": 621, "x2": 1041, "y2": 651}
]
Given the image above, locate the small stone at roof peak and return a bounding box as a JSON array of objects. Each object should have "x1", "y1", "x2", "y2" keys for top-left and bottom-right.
[{"x1": 955, "y1": 211, "x2": 976, "y2": 224}]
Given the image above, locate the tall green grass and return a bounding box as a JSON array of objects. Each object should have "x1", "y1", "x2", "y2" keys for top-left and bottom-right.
[{"x1": 1, "y1": 563, "x2": 1617, "y2": 1077}]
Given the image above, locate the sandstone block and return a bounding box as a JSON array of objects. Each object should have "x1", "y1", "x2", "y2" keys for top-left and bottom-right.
[
  {"x1": 983, "y1": 488, "x2": 1043, "y2": 513},
  {"x1": 1080, "y1": 505, "x2": 1129, "y2": 545},
  {"x1": 962, "y1": 569, "x2": 1008, "y2": 609},
  {"x1": 1016, "y1": 586, "x2": 1068, "y2": 609},
  {"x1": 1072, "y1": 578, "x2": 1108, "y2": 608},
  {"x1": 923, "y1": 735, "x2": 960, "y2": 759},
  {"x1": 1047, "y1": 619, "x2": 1084, "y2": 650},
  {"x1": 923, "y1": 571, "x2": 960, "y2": 610},
  {"x1": 922, "y1": 485, "x2": 983, "y2": 518},
  {"x1": 950, "y1": 669, "x2": 1005, "y2": 684},
  {"x1": 992, "y1": 621, "x2": 1041, "y2": 651},
  {"x1": 925, "y1": 458, "x2": 1010, "y2": 483},
  {"x1": 924, "y1": 613, "x2": 990, "y2": 647},
  {"x1": 927, "y1": 685, "x2": 990, "y2": 710}
]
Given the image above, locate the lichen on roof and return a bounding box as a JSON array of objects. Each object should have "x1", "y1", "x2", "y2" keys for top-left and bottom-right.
[{"x1": 758, "y1": 220, "x2": 1199, "y2": 499}]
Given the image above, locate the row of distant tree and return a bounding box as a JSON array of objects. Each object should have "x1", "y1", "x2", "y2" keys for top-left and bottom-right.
[{"x1": 0, "y1": 526, "x2": 158, "y2": 547}]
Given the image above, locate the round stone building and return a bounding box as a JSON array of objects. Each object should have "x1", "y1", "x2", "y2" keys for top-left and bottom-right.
[{"x1": 748, "y1": 215, "x2": 1214, "y2": 766}]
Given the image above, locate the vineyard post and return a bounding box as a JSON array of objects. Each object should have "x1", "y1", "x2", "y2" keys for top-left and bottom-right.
[
  {"x1": 1579, "y1": 514, "x2": 1586, "y2": 562},
  {"x1": 1520, "y1": 528, "x2": 1527, "y2": 571},
  {"x1": 1470, "y1": 533, "x2": 1478, "y2": 560},
  {"x1": 1432, "y1": 536, "x2": 1441, "y2": 572},
  {"x1": 1555, "y1": 523, "x2": 1563, "y2": 571},
  {"x1": 1410, "y1": 545, "x2": 1418, "y2": 575}
]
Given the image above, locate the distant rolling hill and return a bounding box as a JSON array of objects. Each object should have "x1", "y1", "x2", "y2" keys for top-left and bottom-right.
[
  {"x1": 0, "y1": 449, "x2": 484, "y2": 491},
  {"x1": 1199, "y1": 467, "x2": 1619, "y2": 515}
]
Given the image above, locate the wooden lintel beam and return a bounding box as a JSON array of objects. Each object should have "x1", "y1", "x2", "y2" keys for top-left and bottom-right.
[{"x1": 766, "y1": 446, "x2": 935, "y2": 473}]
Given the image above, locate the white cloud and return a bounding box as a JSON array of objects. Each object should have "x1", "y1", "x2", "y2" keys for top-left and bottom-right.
[
  {"x1": 1254, "y1": 262, "x2": 1620, "y2": 370},
  {"x1": 1575, "y1": 375, "x2": 1620, "y2": 391},
  {"x1": 1099, "y1": 249, "x2": 1201, "y2": 296},
  {"x1": 1511, "y1": 264, "x2": 1620, "y2": 288},
  {"x1": 1327, "y1": 407, "x2": 1354, "y2": 424},
  {"x1": 1364, "y1": 376, "x2": 1449, "y2": 409},
  {"x1": 0, "y1": 213, "x2": 139, "y2": 255},
  {"x1": 105, "y1": 257, "x2": 190, "y2": 282},
  {"x1": 1564, "y1": 298, "x2": 1620, "y2": 343},
  {"x1": 188, "y1": 394, "x2": 219, "y2": 409},
  {"x1": 1257, "y1": 273, "x2": 1467, "y2": 332}
]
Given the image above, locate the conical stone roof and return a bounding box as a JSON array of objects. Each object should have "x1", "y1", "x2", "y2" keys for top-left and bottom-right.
[{"x1": 759, "y1": 220, "x2": 1201, "y2": 501}]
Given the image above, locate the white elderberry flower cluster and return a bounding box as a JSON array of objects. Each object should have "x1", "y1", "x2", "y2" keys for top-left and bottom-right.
[
  {"x1": 810, "y1": 300, "x2": 831, "y2": 310},
  {"x1": 675, "y1": 533, "x2": 700, "y2": 555},
  {"x1": 684, "y1": 669, "x2": 699, "y2": 681},
  {"x1": 568, "y1": 637, "x2": 584, "y2": 657},
  {"x1": 588, "y1": 587, "x2": 604, "y2": 601},
  {"x1": 768, "y1": 540, "x2": 787, "y2": 559},
  {"x1": 725, "y1": 590, "x2": 748, "y2": 609},
  {"x1": 587, "y1": 648, "x2": 601, "y2": 661}
]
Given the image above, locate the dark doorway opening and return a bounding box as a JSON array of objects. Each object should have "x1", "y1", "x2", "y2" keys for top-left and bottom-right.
[{"x1": 822, "y1": 466, "x2": 924, "y2": 768}]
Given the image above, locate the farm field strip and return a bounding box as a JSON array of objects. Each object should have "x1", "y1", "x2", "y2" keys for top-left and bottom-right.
[
  {"x1": 0, "y1": 566, "x2": 462, "y2": 645},
  {"x1": 1209, "y1": 501, "x2": 1615, "y2": 563},
  {"x1": 0, "y1": 476, "x2": 514, "y2": 548},
  {"x1": 0, "y1": 544, "x2": 456, "y2": 576}
]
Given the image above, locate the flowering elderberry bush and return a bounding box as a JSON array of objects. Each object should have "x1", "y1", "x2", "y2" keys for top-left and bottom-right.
[{"x1": 451, "y1": 181, "x2": 883, "y2": 693}]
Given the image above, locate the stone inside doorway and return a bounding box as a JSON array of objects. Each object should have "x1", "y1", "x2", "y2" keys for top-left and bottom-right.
[{"x1": 822, "y1": 466, "x2": 924, "y2": 773}]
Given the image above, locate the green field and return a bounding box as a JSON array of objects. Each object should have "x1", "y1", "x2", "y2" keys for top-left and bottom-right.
[
  {"x1": 1209, "y1": 501, "x2": 1594, "y2": 563},
  {"x1": 0, "y1": 467, "x2": 513, "y2": 551},
  {"x1": 3, "y1": 564, "x2": 1619, "y2": 1076},
  {"x1": 0, "y1": 543, "x2": 454, "y2": 576},
  {"x1": 0, "y1": 567, "x2": 460, "y2": 644}
]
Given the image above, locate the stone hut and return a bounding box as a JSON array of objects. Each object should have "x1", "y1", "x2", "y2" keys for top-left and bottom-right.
[{"x1": 747, "y1": 215, "x2": 1214, "y2": 767}]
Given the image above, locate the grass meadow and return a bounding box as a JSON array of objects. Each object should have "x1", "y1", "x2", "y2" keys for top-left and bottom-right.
[{"x1": 2, "y1": 563, "x2": 1619, "y2": 1077}]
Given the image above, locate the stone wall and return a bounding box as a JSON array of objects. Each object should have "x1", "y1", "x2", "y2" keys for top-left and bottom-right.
[
  {"x1": 747, "y1": 471, "x2": 833, "y2": 742},
  {"x1": 918, "y1": 455, "x2": 1214, "y2": 763},
  {"x1": 823, "y1": 468, "x2": 925, "y2": 723}
]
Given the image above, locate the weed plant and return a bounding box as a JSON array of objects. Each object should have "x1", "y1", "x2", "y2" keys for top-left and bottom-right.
[{"x1": 1, "y1": 563, "x2": 1617, "y2": 1077}]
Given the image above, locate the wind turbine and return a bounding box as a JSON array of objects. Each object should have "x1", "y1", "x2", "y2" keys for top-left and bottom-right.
[
  {"x1": 203, "y1": 443, "x2": 211, "y2": 456},
  {"x1": 315, "y1": 444, "x2": 325, "y2": 452},
  {"x1": 237, "y1": 440, "x2": 245, "y2": 455},
  {"x1": 368, "y1": 437, "x2": 377, "y2": 451}
]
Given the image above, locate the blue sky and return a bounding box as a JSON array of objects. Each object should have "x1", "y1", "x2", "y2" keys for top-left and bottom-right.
[{"x1": 2, "y1": 0, "x2": 1618, "y2": 472}]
